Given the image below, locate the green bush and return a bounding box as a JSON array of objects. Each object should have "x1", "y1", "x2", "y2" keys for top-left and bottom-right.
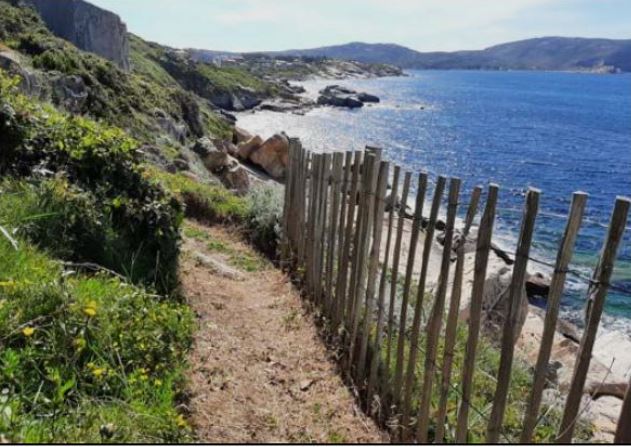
[
  {"x1": 0, "y1": 230, "x2": 193, "y2": 443},
  {"x1": 244, "y1": 184, "x2": 284, "y2": 259},
  {"x1": 0, "y1": 72, "x2": 182, "y2": 294}
]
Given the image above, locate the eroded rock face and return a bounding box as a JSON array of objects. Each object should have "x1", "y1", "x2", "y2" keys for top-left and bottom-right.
[
  {"x1": 0, "y1": 50, "x2": 48, "y2": 98},
  {"x1": 28, "y1": 0, "x2": 130, "y2": 70},
  {"x1": 249, "y1": 133, "x2": 290, "y2": 180}
]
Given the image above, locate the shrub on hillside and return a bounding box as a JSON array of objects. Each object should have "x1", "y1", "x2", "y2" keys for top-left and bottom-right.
[
  {"x1": 245, "y1": 184, "x2": 284, "y2": 259},
  {"x1": 0, "y1": 71, "x2": 182, "y2": 294}
]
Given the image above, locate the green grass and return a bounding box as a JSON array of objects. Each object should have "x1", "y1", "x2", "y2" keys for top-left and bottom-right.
[
  {"x1": 196, "y1": 64, "x2": 273, "y2": 94},
  {"x1": 375, "y1": 307, "x2": 594, "y2": 443},
  {"x1": 0, "y1": 229, "x2": 193, "y2": 443},
  {"x1": 146, "y1": 166, "x2": 248, "y2": 224}
]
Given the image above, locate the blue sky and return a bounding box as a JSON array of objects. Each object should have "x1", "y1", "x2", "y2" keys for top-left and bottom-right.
[{"x1": 89, "y1": 0, "x2": 631, "y2": 52}]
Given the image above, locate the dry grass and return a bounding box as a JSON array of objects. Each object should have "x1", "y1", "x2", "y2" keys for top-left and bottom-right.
[{"x1": 180, "y1": 222, "x2": 387, "y2": 443}]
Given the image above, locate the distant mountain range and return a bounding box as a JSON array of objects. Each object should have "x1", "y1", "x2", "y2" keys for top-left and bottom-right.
[{"x1": 192, "y1": 37, "x2": 631, "y2": 74}]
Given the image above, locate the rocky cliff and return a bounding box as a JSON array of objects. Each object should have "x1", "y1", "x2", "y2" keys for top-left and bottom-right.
[{"x1": 26, "y1": 0, "x2": 130, "y2": 70}]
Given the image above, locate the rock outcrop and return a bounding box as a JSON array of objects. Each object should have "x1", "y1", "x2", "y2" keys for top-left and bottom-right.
[
  {"x1": 27, "y1": 0, "x2": 130, "y2": 70},
  {"x1": 237, "y1": 136, "x2": 263, "y2": 161},
  {"x1": 0, "y1": 49, "x2": 46, "y2": 98},
  {"x1": 249, "y1": 133, "x2": 290, "y2": 180},
  {"x1": 481, "y1": 266, "x2": 529, "y2": 343},
  {"x1": 317, "y1": 85, "x2": 380, "y2": 109}
]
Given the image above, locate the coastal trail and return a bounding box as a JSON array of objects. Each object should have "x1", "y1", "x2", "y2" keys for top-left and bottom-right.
[{"x1": 180, "y1": 221, "x2": 386, "y2": 443}]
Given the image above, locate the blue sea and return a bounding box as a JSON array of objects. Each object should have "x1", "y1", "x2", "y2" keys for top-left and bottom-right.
[{"x1": 238, "y1": 70, "x2": 631, "y2": 330}]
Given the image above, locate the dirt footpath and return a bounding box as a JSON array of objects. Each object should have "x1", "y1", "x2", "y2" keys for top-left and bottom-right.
[{"x1": 180, "y1": 222, "x2": 386, "y2": 443}]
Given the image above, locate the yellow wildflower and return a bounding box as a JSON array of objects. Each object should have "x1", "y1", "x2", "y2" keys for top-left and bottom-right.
[
  {"x1": 83, "y1": 301, "x2": 98, "y2": 318},
  {"x1": 175, "y1": 414, "x2": 187, "y2": 428},
  {"x1": 92, "y1": 368, "x2": 106, "y2": 378},
  {"x1": 154, "y1": 379, "x2": 163, "y2": 387},
  {"x1": 22, "y1": 326, "x2": 35, "y2": 337}
]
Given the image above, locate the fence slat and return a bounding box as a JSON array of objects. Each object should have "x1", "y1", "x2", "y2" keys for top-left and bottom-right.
[
  {"x1": 393, "y1": 173, "x2": 428, "y2": 411},
  {"x1": 281, "y1": 140, "x2": 295, "y2": 264},
  {"x1": 340, "y1": 152, "x2": 364, "y2": 332},
  {"x1": 386, "y1": 172, "x2": 412, "y2": 389},
  {"x1": 347, "y1": 155, "x2": 371, "y2": 336},
  {"x1": 417, "y1": 177, "x2": 461, "y2": 442},
  {"x1": 487, "y1": 188, "x2": 540, "y2": 443},
  {"x1": 615, "y1": 374, "x2": 631, "y2": 443},
  {"x1": 455, "y1": 183, "x2": 499, "y2": 443},
  {"x1": 301, "y1": 151, "x2": 313, "y2": 270},
  {"x1": 401, "y1": 175, "x2": 446, "y2": 439},
  {"x1": 315, "y1": 154, "x2": 332, "y2": 306},
  {"x1": 325, "y1": 153, "x2": 345, "y2": 318},
  {"x1": 557, "y1": 196, "x2": 630, "y2": 443},
  {"x1": 367, "y1": 165, "x2": 401, "y2": 413},
  {"x1": 358, "y1": 161, "x2": 391, "y2": 386},
  {"x1": 520, "y1": 192, "x2": 588, "y2": 443},
  {"x1": 306, "y1": 154, "x2": 321, "y2": 297},
  {"x1": 350, "y1": 153, "x2": 380, "y2": 373},
  {"x1": 333, "y1": 152, "x2": 354, "y2": 327},
  {"x1": 435, "y1": 186, "x2": 482, "y2": 443},
  {"x1": 297, "y1": 146, "x2": 308, "y2": 266}
]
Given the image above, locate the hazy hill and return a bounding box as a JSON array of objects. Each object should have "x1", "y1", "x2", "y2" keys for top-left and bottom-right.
[{"x1": 261, "y1": 37, "x2": 631, "y2": 73}]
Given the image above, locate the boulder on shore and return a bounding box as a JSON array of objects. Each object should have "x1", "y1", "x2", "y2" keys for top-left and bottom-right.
[
  {"x1": 233, "y1": 126, "x2": 253, "y2": 145},
  {"x1": 237, "y1": 135, "x2": 263, "y2": 160},
  {"x1": 317, "y1": 85, "x2": 380, "y2": 109},
  {"x1": 526, "y1": 272, "x2": 551, "y2": 298},
  {"x1": 481, "y1": 267, "x2": 529, "y2": 343},
  {"x1": 357, "y1": 92, "x2": 380, "y2": 103},
  {"x1": 249, "y1": 133, "x2": 290, "y2": 180}
]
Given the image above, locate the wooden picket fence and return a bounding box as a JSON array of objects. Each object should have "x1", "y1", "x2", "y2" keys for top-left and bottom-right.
[{"x1": 280, "y1": 139, "x2": 631, "y2": 443}]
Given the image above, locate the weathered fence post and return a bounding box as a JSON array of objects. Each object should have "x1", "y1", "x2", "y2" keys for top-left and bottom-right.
[
  {"x1": 487, "y1": 188, "x2": 540, "y2": 443},
  {"x1": 615, "y1": 374, "x2": 631, "y2": 443},
  {"x1": 367, "y1": 165, "x2": 401, "y2": 414},
  {"x1": 358, "y1": 161, "x2": 390, "y2": 385},
  {"x1": 520, "y1": 192, "x2": 588, "y2": 443},
  {"x1": 315, "y1": 154, "x2": 332, "y2": 306},
  {"x1": 435, "y1": 186, "x2": 482, "y2": 443},
  {"x1": 401, "y1": 175, "x2": 446, "y2": 439},
  {"x1": 333, "y1": 151, "x2": 355, "y2": 328},
  {"x1": 300, "y1": 150, "x2": 313, "y2": 270},
  {"x1": 306, "y1": 154, "x2": 321, "y2": 297},
  {"x1": 392, "y1": 173, "x2": 428, "y2": 411},
  {"x1": 385, "y1": 172, "x2": 412, "y2": 385},
  {"x1": 281, "y1": 139, "x2": 295, "y2": 265},
  {"x1": 297, "y1": 146, "x2": 308, "y2": 267},
  {"x1": 417, "y1": 177, "x2": 461, "y2": 443},
  {"x1": 557, "y1": 196, "x2": 630, "y2": 443},
  {"x1": 325, "y1": 152, "x2": 345, "y2": 319},
  {"x1": 455, "y1": 184, "x2": 499, "y2": 443},
  {"x1": 349, "y1": 153, "x2": 380, "y2": 373},
  {"x1": 339, "y1": 152, "x2": 364, "y2": 332}
]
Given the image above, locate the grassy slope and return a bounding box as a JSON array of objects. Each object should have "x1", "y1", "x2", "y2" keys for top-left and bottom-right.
[
  {"x1": 0, "y1": 64, "x2": 282, "y2": 443},
  {"x1": 0, "y1": 73, "x2": 193, "y2": 442}
]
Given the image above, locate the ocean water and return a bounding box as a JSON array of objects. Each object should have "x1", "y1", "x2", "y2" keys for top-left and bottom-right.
[{"x1": 238, "y1": 70, "x2": 631, "y2": 330}]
